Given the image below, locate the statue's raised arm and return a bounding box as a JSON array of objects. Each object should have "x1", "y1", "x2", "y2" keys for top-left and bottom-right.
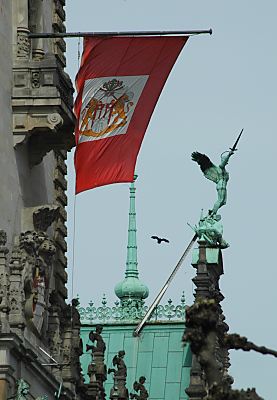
[{"x1": 219, "y1": 150, "x2": 234, "y2": 169}]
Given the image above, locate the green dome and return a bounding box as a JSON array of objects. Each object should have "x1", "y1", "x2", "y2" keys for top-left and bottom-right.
[{"x1": 115, "y1": 277, "x2": 149, "y2": 300}]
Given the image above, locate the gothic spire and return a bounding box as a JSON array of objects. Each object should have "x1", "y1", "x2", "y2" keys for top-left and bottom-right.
[{"x1": 114, "y1": 175, "x2": 149, "y2": 309}]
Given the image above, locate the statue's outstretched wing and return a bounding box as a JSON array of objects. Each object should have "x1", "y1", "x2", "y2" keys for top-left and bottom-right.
[{"x1": 191, "y1": 152, "x2": 220, "y2": 183}]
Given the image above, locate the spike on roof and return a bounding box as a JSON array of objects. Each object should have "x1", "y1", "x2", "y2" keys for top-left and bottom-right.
[{"x1": 114, "y1": 175, "x2": 149, "y2": 310}]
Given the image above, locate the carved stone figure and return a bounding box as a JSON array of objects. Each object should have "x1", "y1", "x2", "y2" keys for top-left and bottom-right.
[
  {"x1": 86, "y1": 324, "x2": 107, "y2": 399},
  {"x1": 17, "y1": 230, "x2": 56, "y2": 332},
  {"x1": 86, "y1": 324, "x2": 106, "y2": 354},
  {"x1": 130, "y1": 377, "x2": 148, "y2": 400},
  {"x1": 108, "y1": 350, "x2": 127, "y2": 378},
  {"x1": 108, "y1": 350, "x2": 129, "y2": 399},
  {"x1": 60, "y1": 298, "x2": 84, "y2": 393}
]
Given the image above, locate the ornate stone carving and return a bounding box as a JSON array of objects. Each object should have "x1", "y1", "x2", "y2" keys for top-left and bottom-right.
[
  {"x1": 47, "y1": 113, "x2": 63, "y2": 129},
  {"x1": 60, "y1": 299, "x2": 84, "y2": 394},
  {"x1": 86, "y1": 324, "x2": 107, "y2": 399},
  {"x1": 47, "y1": 291, "x2": 63, "y2": 361},
  {"x1": 31, "y1": 71, "x2": 41, "y2": 88},
  {"x1": 8, "y1": 246, "x2": 25, "y2": 336},
  {"x1": 12, "y1": 60, "x2": 75, "y2": 163},
  {"x1": 0, "y1": 230, "x2": 7, "y2": 247},
  {"x1": 86, "y1": 325, "x2": 106, "y2": 354},
  {"x1": 108, "y1": 350, "x2": 127, "y2": 379},
  {"x1": 13, "y1": 112, "x2": 64, "y2": 139},
  {"x1": 108, "y1": 350, "x2": 128, "y2": 400},
  {"x1": 32, "y1": 205, "x2": 60, "y2": 232},
  {"x1": 17, "y1": 28, "x2": 30, "y2": 59},
  {"x1": 8, "y1": 229, "x2": 56, "y2": 337},
  {"x1": 13, "y1": 0, "x2": 75, "y2": 168},
  {"x1": 0, "y1": 230, "x2": 10, "y2": 332},
  {"x1": 130, "y1": 377, "x2": 149, "y2": 400}
]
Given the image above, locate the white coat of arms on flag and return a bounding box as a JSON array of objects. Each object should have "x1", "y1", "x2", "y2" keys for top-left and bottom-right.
[{"x1": 78, "y1": 75, "x2": 148, "y2": 143}]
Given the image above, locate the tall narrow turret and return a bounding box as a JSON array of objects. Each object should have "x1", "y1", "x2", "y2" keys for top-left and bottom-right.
[{"x1": 114, "y1": 175, "x2": 149, "y2": 310}]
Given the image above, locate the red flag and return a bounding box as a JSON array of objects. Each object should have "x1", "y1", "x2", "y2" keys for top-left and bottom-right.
[{"x1": 74, "y1": 36, "x2": 188, "y2": 194}]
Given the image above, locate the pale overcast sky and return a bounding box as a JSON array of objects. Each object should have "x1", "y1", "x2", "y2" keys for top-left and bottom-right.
[{"x1": 64, "y1": 1, "x2": 277, "y2": 399}]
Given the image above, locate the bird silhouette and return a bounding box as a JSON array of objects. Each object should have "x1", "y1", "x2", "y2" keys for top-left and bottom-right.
[{"x1": 151, "y1": 236, "x2": 169, "y2": 244}]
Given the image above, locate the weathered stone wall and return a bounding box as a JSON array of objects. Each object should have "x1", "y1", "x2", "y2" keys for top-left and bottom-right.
[
  {"x1": 0, "y1": 1, "x2": 84, "y2": 398},
  {"x1": 0, "y1": 1, "x2": 22, "y2": 246}
]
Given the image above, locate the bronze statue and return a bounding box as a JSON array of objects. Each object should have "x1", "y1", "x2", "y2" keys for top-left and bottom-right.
[
  {"x1": 192, "y1": 129, "x2": 243, "y2": 216},
  {"x1": 190, "y1": 211, "x2": 229, "y2": 248},
  {"x1": 192, "y1": 149, "x2": 234, "y2": 216}
]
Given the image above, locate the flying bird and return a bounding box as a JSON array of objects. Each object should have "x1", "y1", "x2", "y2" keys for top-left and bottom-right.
[{"x1": 151, "y1": 236, "x2": 169, "y2": 244}]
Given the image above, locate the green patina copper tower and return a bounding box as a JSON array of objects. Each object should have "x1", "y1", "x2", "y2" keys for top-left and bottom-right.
[
  {"x1": 115, "y1": 175, "x2": 149, "y2": 310},
  {"x1": 79, "y1": 177, "x2": 191, "y2": 400}
]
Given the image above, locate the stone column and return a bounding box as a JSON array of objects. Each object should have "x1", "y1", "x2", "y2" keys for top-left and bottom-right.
[
  {"x1": 87, "y1": 362, "x2": 100, "y2": 400},
  {"x1": 186, "y1": 239, "x2": 228, "y2": 399},
  {"x1": 48, "y1": 292, "x2": 63, "y2": 383},
  {"x1": 185, "y1": 356, "x2": 207, "y2": 400},
  {"x1": 108, "y1": 351, "x2": 128, "y2": 400},
  {"x1": 0, "y1": 231, "x2": 10, "y2": 333},
  {"x1": 0, "y1": 381, "x2": 6, "y2": 399},
  {"x1": 61, "y1": 300, "x2": 84, "y2": 395},
  {"x1": 0, "y1": 364, "x2": 14, "y2": 400},
  {"x1": 8, "y1": 245, "x2": 25, "y2": 338},
  {"x1": 93, "y1": 351, "x2": 106, "y2": 400},
  {"x1": 110, "y1": 374, "x2": 128, "y2": 400},
  {"x1": 13, "y1": 0, "x2": 30, "y2": 59},
  {"x1": 29, "y1": 0, "x2": 44, "y2": 60}
]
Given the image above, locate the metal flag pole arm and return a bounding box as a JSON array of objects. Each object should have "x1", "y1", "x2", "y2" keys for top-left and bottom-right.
[
  {"x1": 28, "y1": 29, "x2": 212, "y2": 39},
  {"x1": 133, "y1": 233, "x2": 198, "y2": 337}
]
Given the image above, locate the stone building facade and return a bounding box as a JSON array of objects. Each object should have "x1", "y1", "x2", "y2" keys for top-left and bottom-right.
[{"x1": 0, "y1": 0, "x2": 85, "y2": 398}]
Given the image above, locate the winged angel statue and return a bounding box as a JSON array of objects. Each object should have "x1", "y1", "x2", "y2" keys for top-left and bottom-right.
[
  {"x1": 191, "y1": 149, "x2": 234, "y2": 216},
  {"x1": 190, "y1": 130, "x2": 243, "y2": 248}
]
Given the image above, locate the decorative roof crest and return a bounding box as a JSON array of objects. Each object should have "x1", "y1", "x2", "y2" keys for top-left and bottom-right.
[{"x1": 77, "y1": 292, "x2": 186, "y2": 324}]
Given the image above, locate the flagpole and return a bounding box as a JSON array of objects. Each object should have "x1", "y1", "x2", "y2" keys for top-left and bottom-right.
[{"x1": 28, "y1": 29, "x2": 212, "y2": 39}]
